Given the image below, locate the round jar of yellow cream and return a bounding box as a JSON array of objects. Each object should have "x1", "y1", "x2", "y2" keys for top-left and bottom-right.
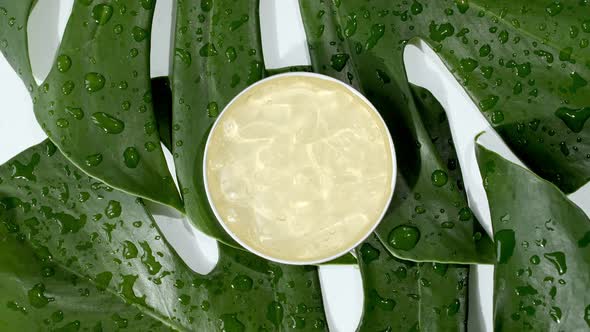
[{"x1": 204, "y1": 73, "x2": 396, "y2": 264}]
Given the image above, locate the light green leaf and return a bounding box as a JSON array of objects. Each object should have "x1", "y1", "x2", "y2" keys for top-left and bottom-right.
[{"x1": 476, "y1": 143, "x2": 590, "y2": 331}]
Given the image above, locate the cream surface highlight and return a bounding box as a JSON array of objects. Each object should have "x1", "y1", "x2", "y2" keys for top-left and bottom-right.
[{"x1": 205, "y1": 75, "x2": 393, "y2": 262}]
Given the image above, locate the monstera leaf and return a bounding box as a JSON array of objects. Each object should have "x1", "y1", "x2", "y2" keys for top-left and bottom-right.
[
  {"x1": 171, "y1": 0, "x2": 265, "y2": 244},
  {"x1": 356, "y1": 235, "x2": 468, "y2": 331},
  {"x1": 299, "y1": 0, "x2": 590, "y2": 194},
  {"x1": 1, "y1": 0, "x2": 184, "y2": 211},
  {"x1": 0, "y1": 0, "x2": 36, "y2": 91},
  {"x1": 0, "y1": 141, "x2": 328, "y2": 331},
  {"x1": 476, "y1": 143, "x2": 590, "y2": 331},
  {"x1": 299, "y1": 0, "x2": 495, "y2": 264}
]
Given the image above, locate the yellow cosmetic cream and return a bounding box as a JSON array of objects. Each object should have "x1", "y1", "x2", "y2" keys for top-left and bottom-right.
[{"x1": 204, "y1": 73, "x2": 395, "y2": 264}]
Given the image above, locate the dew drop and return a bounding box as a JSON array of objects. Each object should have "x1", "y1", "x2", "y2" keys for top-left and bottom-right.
[
  {"x1": 225, "y1": 47, "x2": 237, "y2": 62},
  {"x1": 105, "y1": 200, "x2": 122, "y2": 219},
  {"x1": 330, "y1": 53, "x2": 350, "y2": 72},
  {"x1": 207, "y1": 102, "x2": 219, "y2": 117},
  {"x1": 231, "y1": 275, "x2": 253, "y2": 291},
  {"x1": 123, "y1": 147, "x2": 140, "y2": 168},
  {"x1": 199, "y1": 43, "x2": 218, "y2": 57},
  {"x1": 515, "y1": 284, "x2": 538, "y2": 296},
  {"x1": 365, "y1": 23, "x2": 385, "y2": 50},
  {"x1": 429, "y1": 22, "x2": 455, "y2": 42},
  {"x1": 460, "y1": 58, "x2": 479, "y2": 73},
  {"x1": 62, "y1": 80, "x2": 75, "y2": 95},
  {"x1": 65, "y1": 107, "x2": 84, "y2": 120},
  {"x1": 92, "y1": 4, "x2": 113, "y2": 25},
  {"x1": 458, "y1": 207, "x2": 472, "y2": 221},
  {"x1": 446, "y1": 299, "x2": 460, "y2": 316},
  {"x1": 266, "y1": 301, "x2": 284, "y2": 326},
  {"x1": 411, "y1": 1, "x2": 423, "y2": 15},
  {"x1": 455, "y1": 0, "x2": 469, "y2": 13},
  {"x1": 545, "y1": 2, "x2": 563, "y2": 16},
  {"x1": 175, "y1": 48, "x2": 192, "y2": 66},
  {"x1": 555, "y1": 107, "x2": 590, "y2": 133},
  {"x1": 549, "y1": 306, "x2": 562, "y2": 323},
  {"x1": 84, "y1": 72, "x2": 106, "y2": 92},
  {"x1": 85, "y1": 153, "x2": 103, "y2": 167},
  {"x1": 543, "y1": 252, "x2": 567, "y2": 275},
  {"x1": 132, "y1": 26, "x2": 148, "y2": 42},
  {"x1": 359, "y1": 242, "x2": 380, "y2": 263},
  {"x1": 479, "y1": 95, "x2": 499, "y2": 111},
  {"x1": 56, "y1": 118, "x2": 69, "y2": 128},
  {"x1": 219, "y1": 314, "x2": 245, "y2": 332},
  {"x1": 388, "y1": 225, "x2": 420, "y2": 250},
  {"x1": 431, "y1": 169, "x2": 448, "y2": 186},
  {"x1": 91, "y1": 112, "x2": 125, "y2": 134},
  {"x1": 369, "y1": 289, "x2": 396, "y2": 311},
  {"x1": 27, "y1": 283, "x2": 54, "y2": 308},
  {"x1": 56, "y1": 55, "x2": 72, "y2": 73},
  {"x1": 139, "y1": 242, "x2": 162, "y2": 275},
  {"x1": 201, "y1": 0, "x2": 213, "y2": 12},
  {"x1": 123, "y1": 241, "x2": 138, "y2": 259}
]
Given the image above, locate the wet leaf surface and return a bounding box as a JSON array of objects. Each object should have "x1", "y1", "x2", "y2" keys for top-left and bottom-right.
[
  {"x1": 299, "y1": 0, "x2": 590, "y2": 193},
  {"x1": 300, "y1": 1, "x2": 495, "y2": 264},
  {"x1": 0, "y1": 141, "x2": 327, "y2": 331},
  {"x1": 477, "y1": 143, "x2": 590, "y2": 331},
  {"x1": 356, "y1": 235, "x2": 468, "y2": 331},
  {"x1": 171, "y1": 0, "x2": 265, "y2": 244},
  {"x1": 6, "y1": 1, "x2": 183, "y2": 211}
]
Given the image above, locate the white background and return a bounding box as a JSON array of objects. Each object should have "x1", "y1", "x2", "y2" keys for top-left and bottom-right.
[{"x1": 1, "y1": 1, "x2": 589, "y2": 331}]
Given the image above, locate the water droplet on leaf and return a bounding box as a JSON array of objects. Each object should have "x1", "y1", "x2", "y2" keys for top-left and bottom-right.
[
  {"x1": 91, "y1": 112, "x2": 125, "y2": 134},
  {"x1": 388, "y1": 225, "x2": 420, "y2": 250}
]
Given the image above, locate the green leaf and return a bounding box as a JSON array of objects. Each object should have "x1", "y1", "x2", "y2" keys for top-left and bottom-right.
[
  {"x1": 171, "y1": 0, "x2": 265, "y2": 244},
  {"x1": 298, "y1": 1, "x2": 590, "y2": 192},
  {"x1": 27, "y1": 1, "x2": 183, "y2": 210},
  {"x1": 417, "y1": 263, "x2": 468, "y2": 332},
  {"x1": 356, "y1": 235, "x2": 420, "y2": 331},
  {"x1": 0, "y1": 140, "x2": 328, "y2": 331},
  {"x1": 380, "y1": 85, "x2": 494, "y2": 263},
  {"x1": 476, "y1": 143, "x2": 590, "y2": 331},
  {"x1": 356, "y1": 235, "x2": 468, "y2": 331},
  {"x1": 300, "y1": 1, "x2": 494, "y2": 264},
  {"x1": 0, "y1": 0, "x2": 37, "y2": 91},
  {"x1": 298, "y1": 3, "x2": 494, "y2": 263}
]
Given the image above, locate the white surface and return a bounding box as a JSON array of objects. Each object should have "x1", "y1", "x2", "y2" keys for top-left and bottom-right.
[{"x1": 1, "y1": 1, "x2": 589, "y2": 331}]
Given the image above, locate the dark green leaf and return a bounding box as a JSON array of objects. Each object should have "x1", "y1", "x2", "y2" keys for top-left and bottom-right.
[
  {"x1": 152, "y1": 76, "x2": 173, "y2": 151},
  {"x1": 0, "y1": 0, "x2": 36, "y2": 91},
  {"x1": 171, "y1": 0, "x2": 265, "y2": 244},
  {"x1": 476, "y1": 143, "x2": 590, "y2": 331},
  {"x1": 300, "y1": 1, "x2": 494, "y2": 264},
  {"x1": 418, "y1": 263, "x2": 468, "y2": 332},
  {"x1": 28, "y1": 1, "x2": 182, "y2": 210},
  {"x1": 356, "y1": 235, "x2": 468, "y2": 331},
  {"x1": 322, "y1": 253, "x2": 357, "y2": 265},
  {"x1": 0, "y1": 140, "x2": 328, "y2": 331},
  {"x1": 299, "y1": 0, "x2": 590, "y2": 192},
  {"x1": 356, "y1": 235, "x2": 420, "y2": 331}
]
